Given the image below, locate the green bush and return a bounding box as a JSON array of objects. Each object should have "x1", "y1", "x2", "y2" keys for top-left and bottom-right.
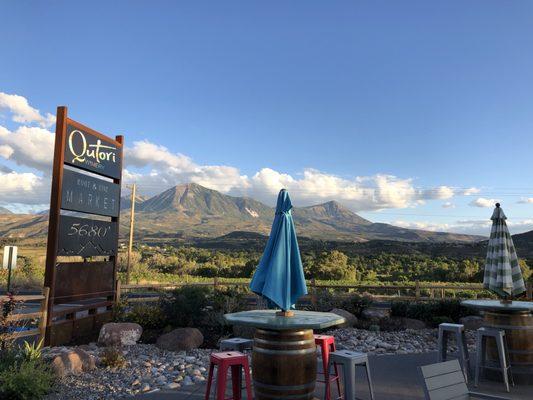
[
  {"x1": 341, "y1": 294, "x2": 372, "y2": 317},
  {"x1": 0, "y1": 356, "x2": 54, "y2": 400},
  {"x1": 391, "y1": 300, "x2": 473, "y2": 327},
  {"x1": 116, "y1": 302, "x2": 167, "y2": 330},
  {"x1": 100, "y1": 347, "x2": 127, "y2": 369},
  {"x1": 161, "y1": 286, "x2": 211, "y2": 328}
]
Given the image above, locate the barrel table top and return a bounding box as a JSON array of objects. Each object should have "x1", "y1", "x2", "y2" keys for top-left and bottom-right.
[
  {"x1": 461, "y1": 299, "x2": 533, "y2": 313},
  {"x1": 224, "y1": 310, "x2": 345, "y2": 330}
]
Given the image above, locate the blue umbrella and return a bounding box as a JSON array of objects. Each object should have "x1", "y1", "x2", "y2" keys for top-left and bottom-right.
[{"x1": 250, "y1": 189, "x2": 307, "y2": 311}]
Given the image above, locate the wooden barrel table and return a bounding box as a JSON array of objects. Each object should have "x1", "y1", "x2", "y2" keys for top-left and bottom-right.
[
  {"x1": 224, "y1": 310, "x2": 346, "y2": 400},
  {"x1": 484, "y1": 310, "x2": 533, "y2": 384},
  {"x1": 462, "y1": 300, "x2": 533, "y2": 385},
  {"x1": 252, "y1": 328, "x2": 317, "y2": 400}
]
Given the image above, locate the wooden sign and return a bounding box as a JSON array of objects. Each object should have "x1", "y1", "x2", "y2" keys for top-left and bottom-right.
[
  {"x1": 58, "y1": 216, "x2": 117, "y2": 257},
  {"x1": 64, "y1": 122, "x2": 122, "y2": 179},
  {"x1": 61, "y1": 169, "x2": 120, "y2": 217},
  {"x1": 44, "y1": 106, "x2": 123, "y2": 345}
]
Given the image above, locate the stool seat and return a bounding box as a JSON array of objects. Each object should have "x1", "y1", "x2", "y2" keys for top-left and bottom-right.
[
  {"x1": 474, "y1": 327, "x2": 514, "y2": 393},
  {"x1": 328, "y1": 350, "x2": 375, "y2": 400},
  {"x1": 205, "y1": 351, "x2": 252, "y2": 400},
  {"x1": 438, "y1": 323, "x2": 471, "y2": 382}
]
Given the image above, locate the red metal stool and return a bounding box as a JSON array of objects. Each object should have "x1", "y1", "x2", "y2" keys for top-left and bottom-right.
[
  {"x1": 315, "y1": 334, "x2": 342, "y2": 400},
  {"x1": 205, "y1": 351, "x2": 253, "y2": 400}
]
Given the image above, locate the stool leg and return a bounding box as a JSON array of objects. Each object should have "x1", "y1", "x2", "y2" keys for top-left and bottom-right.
[
  {"x1": 243, "y1": 358, "x2": 253, "y2": 400},
  {"x1": 364, "y1": 361, "x2": 375, "y2": 400},
  {"x1": 342, "y1": 363, "x2": 356, "y2": 400},
  {"x1": 205, "y1": 363, "x2": 215, "y2": 400},
  {"x1": 503, "y1": 336, "x2": 514, "y2": 387},
  {"x1": 322, "y1": 343, "x2": 331, "y2": 400},
  {"x1": 456, "y1": 331, "x2": 468, "y2": 383},
  {"x1": 231, "y1": 365, "x2": 242, "y2": 400},
  {"x1": 495, "y1": 334, "x2": 510, "y2": 393},
  {"x1": 438, "y1": 329, "x2": 448, "y2": 362},
  {"x1": 330, "y1": 343, "x2": 342, "y2": 400},
  {"x1": 437, "y1": 327, "x2": 444, "y2": 362},
  {"x1": 461, "y1": 331, "x2": 471, "y2": 379},
  {"x1": 216, "y1": 364, "x2": 228, "y2": 400},
  {"x1": 474, "y1": 332, "x2": 482, "y2": 387}
]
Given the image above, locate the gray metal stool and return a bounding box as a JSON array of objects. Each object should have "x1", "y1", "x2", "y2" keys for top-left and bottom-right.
[
  {"x1": 474, "y1": 327, "x2": 514, "y2": 392},
  {"x1": 328, "y1": 350, "x2": 375, "y2": 400},
  {"x1": 220, "y1": 337, "x2": 254, "y2": 352},
  {"x1": 438, "y1": 323, "x2": 471, "y2": 382}
]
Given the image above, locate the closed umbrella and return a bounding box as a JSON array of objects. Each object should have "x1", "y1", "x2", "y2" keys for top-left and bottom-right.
[
  {"x1": 483, "y1": 203, "x2": 526, "y2": 298},
  {"x1": 250, "y1": 189, "x2": 307, "y2": 312}
]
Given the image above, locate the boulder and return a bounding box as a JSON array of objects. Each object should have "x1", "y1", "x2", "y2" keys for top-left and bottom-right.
[
  {"x1": 156, "y1": 328, "x2": 204, "y2": 351},
  {"x1": 399, "y1": 317, "x2": 426, "y2": 330},
  {"x1": 98, "y1": 322, "x2": 142, "y2": 346},
  {"x1": 329, "y1": 308, "x2": 358, "y2": 328},
  {"x1": 361, "y1": 307, "x2": 390, "y2": 321},
  {"x1": 50, "y1": 348, "x2": 96, "y2": 377},
  {"x1": 459, "y1": 316, "x2": 484, "y2": 331}
]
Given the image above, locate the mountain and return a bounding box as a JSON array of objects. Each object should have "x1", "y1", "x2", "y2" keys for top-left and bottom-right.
[
  {"x1": 0, "y1": 206, "x2": 12, "y2": 214},
  {"x1": 120, "y1": 194, "x2": 148, "y2": 210},
  {"x1": 124, "y1": 183, "x2": 480, "y2": 242},
  {"x1": 0, "y1": 183, "x2": 483, "y2": 243}
]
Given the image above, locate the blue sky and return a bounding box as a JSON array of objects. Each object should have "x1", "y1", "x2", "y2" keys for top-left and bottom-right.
[{"x1": 1, "y1": 1, "x2": 532, "y2": 235}]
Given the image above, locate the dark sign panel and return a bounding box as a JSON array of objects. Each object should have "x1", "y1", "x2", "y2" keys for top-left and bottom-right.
[
  {"x1": 54, "y1": 261, "x2": 114, "y2": 303},
  {"x1": 58, "y1": 215, "x2": 117, "y2": 257},
  {"x1": 64, "y1": 123, "x2": 122, "y2": 179},
  {"x1": 61, "y1": 169, "x2": 120, "y2": 217}
]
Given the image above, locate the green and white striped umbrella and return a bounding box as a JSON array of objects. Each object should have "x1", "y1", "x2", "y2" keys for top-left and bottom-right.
[{"x1": 483, "y1": 203, "x2": 526, "y2": 297}]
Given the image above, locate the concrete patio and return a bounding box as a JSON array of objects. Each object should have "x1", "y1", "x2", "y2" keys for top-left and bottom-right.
[{"x1": 138, "y1": 351, "x2": 532, "y2": 400}]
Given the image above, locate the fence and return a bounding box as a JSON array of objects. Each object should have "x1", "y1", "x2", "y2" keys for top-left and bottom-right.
[
  {"x1": 0, "y1": 287, "x2": 49, "y2": 342},
  {"x1": 119, "y1": 279, "x2": 533, "y2": 305}
]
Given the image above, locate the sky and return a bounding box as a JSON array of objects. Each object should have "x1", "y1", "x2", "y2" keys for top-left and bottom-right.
[{"x1": 1, "y1": 1, "x2": 532, "y2": 236}]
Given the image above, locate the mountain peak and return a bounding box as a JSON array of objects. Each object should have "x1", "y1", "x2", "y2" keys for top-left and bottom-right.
[{"x1": 298, "y1": 200, "x2": 372, "y2": 225}]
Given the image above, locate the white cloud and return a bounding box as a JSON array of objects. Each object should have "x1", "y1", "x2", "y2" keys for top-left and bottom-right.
[
  {"x1": 0, "y1": 171, "x2": 48, "y2": 204},
  {"x1": 394, "y1": 218, "x2": 533, "y2": 236},
  {"x1": 0, "y1": 125, "x2": 54, "y2": 172},
  {"x1": 517, "y1": 198, "x2": 533, "y2": 204},
  {"x1": 0, "y1": 92, "x2": 55, "y2": 128},
  {"x1": 469, "y1": 197, "x2": 499, "y2": 208},
  {"x1": 442, "y1": 202, "x2": 455, "y2": 208},
  {"x1": 461, "y1": 187, "x2": 480, "y2": 196}
]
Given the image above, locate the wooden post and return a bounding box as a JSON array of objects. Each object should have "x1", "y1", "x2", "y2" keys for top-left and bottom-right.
[
  {"x1": 39, "y1": 287, "x2": 50, "y2": 343},
  {"x1": 116, "y1": 280, "x2": 122, "y2": 303},
  {"x1": 43, "y1": 106, "x2": 67, "y2": 345},
  {"x1": 213, "y1": 277, "x2": 219, "y2": 290},
  {"x1": 415, "y1": 281, "x2": 420, "y2": 301},
  {"x1": 441, "y1": 288, "x2": 445, "y2": 299},
  {"x1": 527, "y1": 282, "x2": 532, "y2": 300},
  {"x1": 126, "y1": 183, "x2": 136, "y2": 285}
]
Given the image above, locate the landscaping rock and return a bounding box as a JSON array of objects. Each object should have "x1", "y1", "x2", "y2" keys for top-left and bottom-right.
[
  {"x1": 51, "y1": 348, "x2": 96, "y2": 377},
  {"x1": 330, "y1": 308, "x2": 357, "y2": 328},
  {"x1": 399, "y1": 317, "x2": 426, "y2": 330},
  {"x1": 156, "y1": 328, "x2": 204, "y2": 351},
  {"x1": 460, "y1": 315, "x2": 484, "y2": 330},
  {"x1": 361, "y1": 307, "x2": 390, "y2": 321},
  {"x1": 98, "y1": 322, "x2": 142, "y2": 347}
]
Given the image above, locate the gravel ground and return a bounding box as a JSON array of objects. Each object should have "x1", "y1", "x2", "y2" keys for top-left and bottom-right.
[{"x1": 44, "y1": 328, "x2": 476, "y2": 399}]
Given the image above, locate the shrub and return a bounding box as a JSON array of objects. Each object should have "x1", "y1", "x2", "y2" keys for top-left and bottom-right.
[
  {"x1": 341, "y1": 294, "x2": 372, "y2": 317},
  {"x1": 100, "y1": 347, "x2": 127, "y2": 369},
  {"x1": 22, "y1": 339, "x2": 43, "y2": 362},
  {"x1": 116, "y1": 303, "x2": 167, "y2": 331},
  {"x1": 0, "y1": 355, "x2": 54, "y2": 400},
  {"x1": 391, "y1": 299, "x2": 472, "y2": 327},
  {"x1": 161, "y1": 286, "x2": 211, "y2": 328}
]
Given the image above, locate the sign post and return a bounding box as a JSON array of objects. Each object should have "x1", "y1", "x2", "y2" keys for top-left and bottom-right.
[
  {"x1": 3, "y1": 245, "x2": 18, "y2": 292},
  {"x1": 44, "y1": 106, "x2": 123, "y2": 345}
]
